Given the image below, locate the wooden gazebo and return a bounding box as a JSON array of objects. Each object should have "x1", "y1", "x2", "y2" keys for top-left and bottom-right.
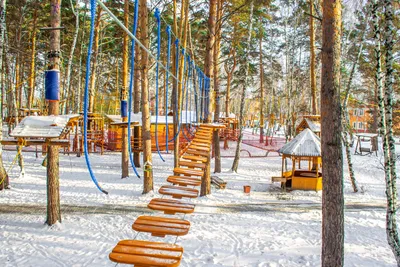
[
  {"x1": 295, "y1": 115, "x2": 321, "y2": 136},
  {"x1": 272, "y1": 128, "x2": 322, "y2": 191}
]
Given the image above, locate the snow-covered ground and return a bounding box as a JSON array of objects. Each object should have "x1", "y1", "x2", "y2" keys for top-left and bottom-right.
[{"x1": 0, "y1": 133, "x2": 396, "y2": 266}]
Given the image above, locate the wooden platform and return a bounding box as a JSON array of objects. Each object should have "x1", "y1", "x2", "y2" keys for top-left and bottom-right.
[
  {"x1": 148, "y1": 198, "x2": 195, "y2": 215},
  {"x1": 173, "y1": 167, "x2": 204, "y2": 177},
  {"x1": 132, "y1": 216, "x2": 191, "y2": 237},
  {"x1": 109, "y1": 240, "x2": 183, "y2": 267},
  {"x1": 159, "y1": 185, "x2": 199, "y2": 199},
  {"x1": 167, "y1": 176, "x2": 202, "y2": 187}
]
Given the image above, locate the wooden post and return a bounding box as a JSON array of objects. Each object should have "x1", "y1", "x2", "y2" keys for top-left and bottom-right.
[
  {"x1": 201, "y1": 150, "x2": 211, "y2": 196},
  {"x1": 46, "y1": 0, "x2": 62, "y2": 226}
]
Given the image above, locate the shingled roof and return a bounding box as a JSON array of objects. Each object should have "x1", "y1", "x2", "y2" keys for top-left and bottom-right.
[{"x1": 278, "y1": 128, "x2": 321, "y2": 157}]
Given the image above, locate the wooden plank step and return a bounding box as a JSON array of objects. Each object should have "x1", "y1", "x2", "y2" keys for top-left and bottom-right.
[
  {"x1": 179, "y1": 160, "x2": 206, "y2": 169},
  {"x1": 192, "y1": 138, "x2": 212, "y2": 144},
  {"x1": 195, "y1": 132, "x2": 212, "y2": 138},
  {"x1": 167, "y1": 176, "x2": 202, "y2": 187},
  {"x1": 188, "y1": 145, "x2": 210, "y2": 152},
  {"x1": 184, "y1": 149, "x2": 209, "y2": 157},
  {"x1": 181, "y1": 155, "x2": 208, "y2": 163},
  {"x1": 132, "y1": 216, "x2": 190, "y2": 237},
  {"x1": 159, "y1": 185, "x2": 199, "y2": 199},
  {"x1": 173, "y1": 167, "x2": 204, "y2": 177},
  {"x1": 191, "y1": 141, "x2": 210, "y2": 147},
  {"x1": 148, "y1": 198, "x2": 195, "y2": 215},
  {"x1": 109, "y1": 240, "x2": 183, "y2": 267},
  {"x1": 211, "y1": 176, "x2": 227, "y2": 189}
]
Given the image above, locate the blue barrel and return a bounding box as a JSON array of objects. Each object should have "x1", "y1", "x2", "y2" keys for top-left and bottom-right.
[
  {"x1": 121, "y1": 100, "x2": 128, "y2": 118},
  {"x1": 45, "y1": 70, "x2": 60, "y2": 101}
]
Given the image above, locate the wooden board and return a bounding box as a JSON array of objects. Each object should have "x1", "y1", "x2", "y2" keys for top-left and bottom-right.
[
  {"x1": 179, "y1": 160, "x2": 206, "y2": 169},
  {"x1": 173, "y1": 167, "x2": 204, "y2": 177},
  {"x1": 159, "y1": 185, "x2": 199, "y2": 199},
  {"x1": 188, "y1": 145, "x2": 210, "y2": 152},
  {"x1": 181, "y1": 155, "x2": 208, "y2": 163},
  {"x1": 132, "y1": 216, "x2": 191, "y2": 237},
  {"x1": 184, "y1": 149, "x2": 209, "y2": 157},
  {"x1": 211, "y1": 176, "x2": 227, "y2": 189},
  {"x1": 109, "y1": 240, "x2": 183, "y2": 267},
  {"x1": 167, "y1": 176, "x2": 202, "y2": 187},
  {"x1": 148, "y1": 198, "x2": 195, "y2": 215},
  {"x1": 190, "y1": 141, "x2": 210, "y2": 148}
]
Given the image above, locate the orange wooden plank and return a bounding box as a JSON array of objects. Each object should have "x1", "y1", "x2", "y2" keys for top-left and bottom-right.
[
  {"x1": 178, "y1": 160, "x2": 206, "y2": 169},
  {"x1": 132, "y1": 216, "x2": 190, "y2": 237},
  {"x1": 167, "y1": 176, "x2": 201, "y2": 187},
  {"x1": 148, "y1": 198, "x2": 195, "y2": 215},
  {"x1": 190, "y1": 141, "x2": 210, "y2": 147},
  {"x1": 188, "y1": 145, "x2": 210, "y2": 152},
  {"x1": 181, "y1": 155, "x2": 208, "y2": 163},
  {"x1": 184, "y1": 149, "x2": 209, "y2": 157},
  {"x1": 109, "y1": 240, "x2": 183, "y2": 267},
  {"x1": 173, "y1": 167, "x2": 204, "y2": 177},
  {"x1": 159, "y1": 185, "x2": 199, "y2": 199}
]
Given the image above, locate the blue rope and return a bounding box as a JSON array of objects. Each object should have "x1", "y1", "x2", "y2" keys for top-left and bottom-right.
[
  {"x1": 82, "y1": 0, "x2": 108, "y2": 194},
  {"x1": 154, "y1": 9, "x2": 165, "y2": 162},
  {"x1": 165, "y1": 25, "x2": 171, "y2": 153},
  {"x1": 127, "y1": 0, "x2": 141, "y2": 178}
]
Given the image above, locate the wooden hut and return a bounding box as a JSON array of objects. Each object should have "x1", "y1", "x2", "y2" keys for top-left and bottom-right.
[
  {"x1": 272, "y1": 128, "x2": 322, "y2": 191},
  {"x1": 295, "y1": 115, "x2": 321, "y2": 136}
]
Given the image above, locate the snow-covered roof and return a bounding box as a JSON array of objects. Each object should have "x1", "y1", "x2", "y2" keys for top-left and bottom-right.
[
  {"x1": 10, "y1": 115, "x2": 80, "y2": 138},
  {"x1": 106, "y1": 111, "x2": 198, "y2": 126},
  {"x1": 278, "y1": 128, "x2": 321, "y2": 157},
  {"x1": 304, "y1": 118, "x2": 321, "y2": 132}
]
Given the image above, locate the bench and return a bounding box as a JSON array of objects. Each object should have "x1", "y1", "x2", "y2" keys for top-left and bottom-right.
[
  {"x1": 148, "y1": 198, "x2": 195, "y2": 215},
  {"x1": 211, "y1": 176, "x2": 227, "y2": 189},
  {"x1": 159, "y1": 185, "x2": 199, "y2": 199},
  {"x1": 109, "y1": 240, "x2": 183, "y2": 267},
  {"x1": 132, "y1": 216, "x2": 191, "y2": 237}
]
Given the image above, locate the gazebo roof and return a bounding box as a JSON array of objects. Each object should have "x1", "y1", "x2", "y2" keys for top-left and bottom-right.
[{"x1": 278, "y1": 128, "x2": 321, "y2": 157}]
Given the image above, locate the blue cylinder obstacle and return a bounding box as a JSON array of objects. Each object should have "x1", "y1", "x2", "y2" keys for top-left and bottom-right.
[
  {"x1": 121, "y1": 100, "x2": 128, "y2": 118},
  {"x1": 45, "y1": 70, "x2": 60, "y2": 101}
]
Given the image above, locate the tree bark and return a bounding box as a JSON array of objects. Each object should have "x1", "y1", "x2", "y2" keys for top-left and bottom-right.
[
  {"x1": 133, "y1": 44, "x2": 141, "y2": 167},
  {"x1": 213, "y1": 0, "x2": 223, "y2": 173},
  {"x1": 223, "y1": 48, "x2": 236, "y2": 150},
  {"x1": 231, "y1": 0, "x2": 254, "y2": 173},
  {"x1": 321, "y1": 0, "x2": 344, "y2": 265},
  {"x1": 259, "y1": 31, "x2": 264, "y2": 143},
  {"x1": 139, "y1": 0, "x2": 153, "y2": 194},
  {"x1": 121, "y1": 0, "x2": 129, "y2": 178},
  {"x1": 310, "y1": 0, "x2": 317, "y2": 114},
  {"x1": 382, "y1": 0, "x2": 400, "y2": 263},
  {"x1": 27, "y1": 6, "x2": 37, "y2": 110},
  {"x1": 46, "y1": 0, "x2": 62, "y2": 226},
  {"x1": 204, "y1": 0, "x2": 216, "y2": 122}
]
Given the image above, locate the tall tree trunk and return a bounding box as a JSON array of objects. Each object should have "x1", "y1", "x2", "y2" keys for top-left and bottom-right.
[
  {"x1": 213, "y1": 0, "x2": 223, "y2": 173},
  {"x1": 259, "y1": 31, "x2": 264, "y2": 143},
  {"x1": 231, "y1": 0, "x2": 254, "y2": 172},
  {"x1": 46, "y1": 0, "x2": 62, "y2": 226},
  {"x1": 204, "y1": 0, "x2": 216, "y2": 121},
  {"x1": 321, "y1": 0, "x2": 344, "y2": 265},
  {"x1": 76, "y1": 1, "x2": 88, "y2": 113},
  {"x1": 133, "y1": 44, "x2": 141, "y2": 167},
  {"x1": 27, "y1": 7, "x2": 37, "y2": 110},
  {"x1": 341, "y1": 20, "x2": 367, "y2": 193},
  {"x1": 0, "y1": 0, "x2": 9, "y2": 190},
  {"x1": 139, "y1": 0, "x2": 153, "y2": 193},
  {"x1": 88, "y1": 5, "x2": 101, "y2": 113},
  {"x1": 223, "y1": 48, "x2": 236, "y2": 150},
  {"x1": 382, "y1": 0, "x2": 400, "y2": 263},
  {"x1": 64, "y1": 0, "x2": 79, "y2": 114},
  {"x1": 172, "y1": 0, "x2": 179, "y2": 168},
  {"x1": 310, "y1": 0, "x2": 317, "y2": 114},
  {"x1": 121, "y1": 0, "x2": 129, "y2": 178}
]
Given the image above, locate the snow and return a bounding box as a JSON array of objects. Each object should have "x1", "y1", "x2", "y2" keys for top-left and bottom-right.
[
  {"x1": 10, "y1": 115, "x2": 80, "y2": 138},
  {"x1": 0, "y1": 129, "x2": 397, "y2": 266}
]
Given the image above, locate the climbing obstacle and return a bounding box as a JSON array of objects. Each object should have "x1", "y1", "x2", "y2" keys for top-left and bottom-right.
[{"x1": 109, "y1": 125, "x2": 221, "y2": 266}]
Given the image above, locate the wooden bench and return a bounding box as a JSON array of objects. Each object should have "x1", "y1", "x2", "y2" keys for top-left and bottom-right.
[
  {"x1": 181, "y1": 155, "x2": 208, "y2": 163},
  {"x1": 148, "y1": 198, "x2": 195, "y2": 215},
  {"x1": 132, "y1": 216, "x2": 191, "y2": 237},
  {"x1": 173, "y1": 167, "x2": 204, "y2": 177},
  {"x1": 211, "y1": 176, "x2": 227, "y2": 189},
  {"x1": 109, "y1": 240, "x2": 183, "y2": 267},
  {"x1": 159, "y1": 185, "x2": 199, "y2": 199},
  {"x1": 167, "y1": 176, "x2": 202, "y2": 187}
]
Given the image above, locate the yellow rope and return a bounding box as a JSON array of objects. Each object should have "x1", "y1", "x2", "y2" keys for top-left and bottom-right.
[{"x1": 0, "y1": 143, "x2": 24, "y2": 186}]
